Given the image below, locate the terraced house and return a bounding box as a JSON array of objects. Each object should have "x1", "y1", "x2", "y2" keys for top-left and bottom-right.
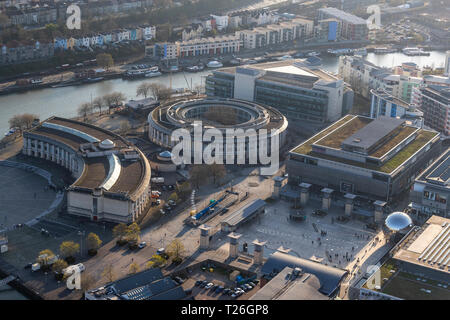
[{"x1": 287, "y1": 115, "x2": 441, "y2": 202}]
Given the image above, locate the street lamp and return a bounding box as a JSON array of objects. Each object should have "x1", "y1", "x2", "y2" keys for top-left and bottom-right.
[{"x1": 78, "y1": 230, "x2": 85, "y2": 257}]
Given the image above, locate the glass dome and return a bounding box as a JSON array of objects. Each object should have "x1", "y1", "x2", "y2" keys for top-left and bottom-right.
[{"x1": 385, "y1": 212, "x2": 412, "y2": 231}]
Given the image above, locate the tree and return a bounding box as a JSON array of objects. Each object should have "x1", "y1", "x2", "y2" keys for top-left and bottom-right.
[
  {"x1": 126, "y1": 222, "x2": 140, "y2": 243},
  {"x1": 176, "y1": 181, "x2": 192, "y2": 200},
  {"x1": 113, "y1": 223, "x2": 128, "y2": 244},
  {"x1": 86, "y1": 233, "x2": 102, "y2": 255},
  {"x1": 110, "y1": 91, "x2": 126, "y2": 106},
  {"x1": 189, "y1": 165, "x2": 209, "y2": 189},
  {"x1": 101, "y1": 264, "x2": 115, "y2": 283},
  {"x1": 96, "y1": 53, "x2": 114, "y2": 70},
  {"x1": 92, "y1": 97, "x2": 104, "y2": 115},
  {"x1": 8, "y1": 113, "x2": 38, "y2": 133},
  {"x1": 60, "y1": 241, "x2": 80, "y2": 262},
  {"x1": 119, "y1": 120, "x2": 131, "y2": 135},
  {"x1": 146, "y1": 254, "x2": 166, "y2": 269},
  {"x1": 52, "y1": 259, "x2": 68, "y2": 279},
  {"x1": 168, "y1": 192, "x2": 179, "y2": 203},
  {"x1": 129, "y1": 262, "x2": 140, "y2": 275},
  {"x1": 136, "y1": 82, "x2": 153, "y2": 99},
  {"x1": 167, "y1": 239, "x2": 185, "y2": 263},
  {"x1": 78, "y1": 102, "x2": 93, "y2": 121},
  {"x1": 148, "y1": 83, "x2": 171, "y2": 102},
  {"x1": 209, "y1": 163, "x2": 226, "y2": 185},
  {"x1": 36, "y1": 249, "x2": 56, "y2": 268}
]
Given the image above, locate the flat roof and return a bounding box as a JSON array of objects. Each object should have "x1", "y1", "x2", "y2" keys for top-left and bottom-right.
[
  {"x1": 222, "y1": 199, "x2": 266, "y2": 227},
  {"x1": 424, "y1": 149, "x2": 450, "y2": 187},
  {"x1": 261, "y1": 251, "x2": 347, "y2": 296},
  {"x1": 319, "y1": 7, "x2": 368, "y2": 25},
  {"x1": 342, "y1": 117, "x2": 405, "y2": 151},
  {"x1": 392, "y1": 216, "x2": 450, "y2": 274},
  {"x1": 250, "y1": 267, "x2": 328, "y2": 300},
  {"x1": 291, "y1": 115, "x2": 439, "y2": 174}
]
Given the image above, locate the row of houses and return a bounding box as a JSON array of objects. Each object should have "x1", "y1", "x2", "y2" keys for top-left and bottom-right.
[
  {"x1": 0, "y1": 25, "x2": 156, "y2": 65},
  {"x1": 1, "y1": 0, "x2": 154, "y2": 27},
  {"x1": 149, "y1": 18, "x2": 315, "y2": 60},
  {"x1": 53, "y1": 25, "x2": 156, "y2": 50}
]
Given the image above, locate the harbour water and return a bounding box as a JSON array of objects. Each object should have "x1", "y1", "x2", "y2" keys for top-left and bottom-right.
[
  {"x1": 0, "y1": 50, "x2": 447, "y2": 138},
  {"x1": 0, "y1": 284, "x2": 28, "y2": 300}
]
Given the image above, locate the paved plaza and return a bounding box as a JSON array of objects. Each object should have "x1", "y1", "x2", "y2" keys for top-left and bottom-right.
[
  {"x1": 235, "y1": 198, "x2": 377, "y2": 270},
  {"x1": 0, "y1": 166, "x2": 57, "y2": 229}
]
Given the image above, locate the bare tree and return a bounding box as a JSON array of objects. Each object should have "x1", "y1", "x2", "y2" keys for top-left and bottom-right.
[
  {"x1": 92, "y1": 97, "x2": 104, "y2": 115},
  {"x1": 8, "y1": 113, "x2": 38, "y2": 133},
  {"x1": 209, "y1": 163, "x2": 226, "y2": 185},
  {"x1": 78, "y1": 102, "x2": 93, "y2": 121},
  {"x1": 101, "y1": 264, "x2": 115, "y2": 283},
  {"x1": 149, "y1": 83, "x2": 172, "y2": 102},
  {"x1": 136, "y1": 82, "x2": 152, "y2": 99}
]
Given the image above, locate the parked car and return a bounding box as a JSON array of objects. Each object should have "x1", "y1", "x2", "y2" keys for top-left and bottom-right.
[
  {"x1": 205, "y1": 282, "x2": 214, "y2": 289},
  {"x1": 159, "y1": 209, "x2": 166, "y2": 215},
  {"x1": 195, "y1": 280, "x2": 203, "y2": 286},
  {"x1": 174, "y1": 276, "x2": 184, "y2": 284},
  {"x1": 138, "y1": 242, "x2": 147, "y2": 249},
  {"x1": 24, "y1": 263, "x2": 33, "y2": 269},
  {"x1": 200, "y1": 280, "x2": 208, "y2": 288},
  {"x1": 215, "y1": 286, "x2": 224, "y2": 293}
]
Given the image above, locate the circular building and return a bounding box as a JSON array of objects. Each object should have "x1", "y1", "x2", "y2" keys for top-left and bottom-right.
[
  {"x1": 23, "y1": 117, "x2": 151, "y2": 223},
  {"x1": 150, "y1": 151, "x2": 177, "y2": 172},
  {"x1": 148, "y1": 98, "x2": 288, "y2": 163}
]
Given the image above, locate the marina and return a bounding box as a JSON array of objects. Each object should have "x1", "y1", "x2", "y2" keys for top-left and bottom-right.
[{"x1": 0, "y1": 50, "x2": 447, "y2": 136}]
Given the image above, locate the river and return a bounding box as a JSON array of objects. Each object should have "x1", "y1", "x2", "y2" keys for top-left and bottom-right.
[{"x1": 0, "y1": 50, "x2": 447, "y2": 136}]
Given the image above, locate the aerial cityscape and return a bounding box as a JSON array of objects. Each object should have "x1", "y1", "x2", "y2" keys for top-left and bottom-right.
[{"x1": 0, "y1": 0, "x2": 449, "y2": 308}]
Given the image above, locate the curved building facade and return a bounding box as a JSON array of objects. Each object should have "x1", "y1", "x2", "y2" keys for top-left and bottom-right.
[
  {"x1": 148, "y1": 98, "x2": 288, "y2": 162},
  {"x1": 23, "y1": 117, "x2": 151, "y2": 223}
]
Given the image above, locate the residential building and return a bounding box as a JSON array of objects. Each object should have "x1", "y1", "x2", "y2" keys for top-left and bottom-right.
[
  {"x1": 211, "y1": 14, "x2": 229, "y2": 31},
  {"x1": 370, "y1": 88, "x2": 423, "y2": 127},
  {"x1": 0, "y1": 40, "x2": 54, "y2": 65},
  {"x1": 146, "y1": 42, "x2": 179, "y2": 60},
  {"x1": 178, "y1": 35, "x2": 240, "y2": 57},
  {"x1": 287, "y1": 115, "x2": 441, "y2": 202},
  {"x1": 315, "y1": 18, "x2": 342, "y2": 42},
  {"x1": 206, "y1": 59, "x2": 350, "y2": 123},
  {"x1": 415, "y1": 85, "x2": 450, "y2": 136},
  {"x1": 317, "y1": 7, "x2": 368, "y2": 41},
  {"x1": 339, "y1": 55, "x2": 394, "y2": 98},
  {"x1": 181, "y1": 24, "x2": 204, "y2": 41},
  {"x1": 5, "y1": 5, "x2": 57, "y2": 26},
  {"x1": 237, "y1": 18, "x2": 313, "y2": 49},
  {"x1": 409, "y1": 149, "x2": 450, "y2": 217}
]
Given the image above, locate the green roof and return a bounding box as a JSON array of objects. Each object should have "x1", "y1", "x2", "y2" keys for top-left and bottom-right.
[{"x1": 291, "y1": 115, "x2": 439, "y2": 174}]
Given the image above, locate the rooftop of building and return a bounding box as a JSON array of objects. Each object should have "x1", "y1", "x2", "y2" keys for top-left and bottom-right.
[
  {"x1": 250, "y1": 267, "x2": 329, "y2": 300},
  {"x1": 214, "y1": 59, "x2": 339, "y2": 87},
  {"x1": 261, "y1": 251, "x2": 347, "y2": 296},
  {"x1": 25, "y1": 117, "x2": 150, "y2": 201},
  {"x1": 86, "y1": 268, "x2": 186, "y2": 300},
  {"x1": 415, "y1": 148, "x2": 450, "y2": 188},
  {"x1": 392, "y1": 215, "x2": 450, "y2": 275},
  {"x1": 318, "y1": 7, "x2": 368, "y2": 25},
  {"x1": 291, "y1": 115, "x2": 439, "y2": 174}
]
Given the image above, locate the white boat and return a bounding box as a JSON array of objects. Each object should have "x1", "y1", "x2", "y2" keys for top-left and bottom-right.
[
  {"x1": 307, "y1": 51, "x2": 320, "y2": 57},
  {"x1": 374, "y1": 47, "x2": 397, "y2": 54},
  {"x1": 145, "y1": 66, "x2": 162, "y2": 78},
  {"x1": 402, "y1": 47, "x2": 430, "y2": 56},
  {"x1": 207, "y1": 61, "x2": 223, "y2": 68}
]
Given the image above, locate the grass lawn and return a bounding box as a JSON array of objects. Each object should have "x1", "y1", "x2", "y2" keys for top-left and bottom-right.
[{"x1": 382, "y1": 274, "x2": 450, "y2": 300}]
